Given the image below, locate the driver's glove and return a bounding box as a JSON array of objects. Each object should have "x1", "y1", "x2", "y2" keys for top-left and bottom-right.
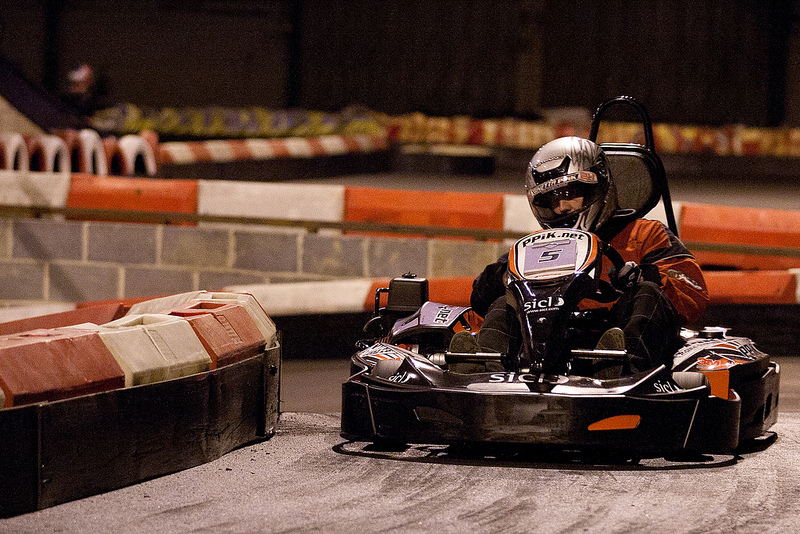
[{"x1": 609, "y1": 261, "x2": 641, "y2": 292}]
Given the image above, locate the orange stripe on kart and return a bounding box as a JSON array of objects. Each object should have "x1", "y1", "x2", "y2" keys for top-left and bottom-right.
[
  {"x1": 588, "y1": 414, "x2": 641, "y2": 431},
  {"x1": 700, "y1": 369, "x2": 732, "y2": 399}
]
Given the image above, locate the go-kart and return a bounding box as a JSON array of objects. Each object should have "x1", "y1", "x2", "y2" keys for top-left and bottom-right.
[{"x1": 340, "y1": 97, "x2": 780, "y2": 458}]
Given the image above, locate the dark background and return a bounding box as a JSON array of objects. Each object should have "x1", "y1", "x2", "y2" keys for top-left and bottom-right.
[{"x1": 1, "y1": 0, "x2": 798, "y2": 126}]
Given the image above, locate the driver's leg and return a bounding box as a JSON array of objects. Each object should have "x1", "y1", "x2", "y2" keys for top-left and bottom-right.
[
  {"x1": 477, "y1": 296, "x2": 521, "y2": 358},
  {"x1": 612, "y1": 281, "x2": 683, "y2": 373}
]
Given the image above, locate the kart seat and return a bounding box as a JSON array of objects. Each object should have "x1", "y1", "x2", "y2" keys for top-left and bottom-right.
[{"x1": 589, "y1": 96, "x2": 679, "y2": 235}]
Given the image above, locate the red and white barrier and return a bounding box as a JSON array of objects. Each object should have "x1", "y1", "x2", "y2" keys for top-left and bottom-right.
[
  {"x1": 24, "y1": 134, "x2": 69, "y2": 173},
  {"x1": 117, "y1": 134, "x2": 157, "y2": 176},
  {"x1": 158, "y1": 134, "x2": 387, "y2": 165}
]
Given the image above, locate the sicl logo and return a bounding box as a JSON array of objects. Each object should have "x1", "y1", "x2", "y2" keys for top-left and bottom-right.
[{"x1": 523, "y1": 296, "x2": 565, "y2": 312}]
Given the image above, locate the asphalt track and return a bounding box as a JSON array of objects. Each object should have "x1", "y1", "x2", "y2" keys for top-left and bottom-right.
[{"x1": 0, "y1": 357, "x2": 797, "y2": 534}]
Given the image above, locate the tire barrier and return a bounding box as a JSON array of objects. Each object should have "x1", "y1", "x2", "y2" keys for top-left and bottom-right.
[
  {"x1": 23, "y1": 134, "x2": 69, "y2": 173},
  {"x1": 2, "y1": 131, "x2": 158, "y2": 177},
  {"x1": 10, "y1": 131, "x2": 156, "y2": 177},
  {"x1": 117, "y1": 134, "x2": 157, "y2": 176},
  {"x1": 0, "y1": 132, "x2": 29, "y2": 171},
  {"x1": 384, "y1": 114, "x2": 800, "y2": 157},
  {"x1": 54, "y1": 129, "x2": 108, "y2": 176}
]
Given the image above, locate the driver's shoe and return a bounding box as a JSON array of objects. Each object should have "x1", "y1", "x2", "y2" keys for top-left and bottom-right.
[
  {"x1": 596, "y1": 327, "x2": 626, "y2": 351},
  {"x1": 448, "y1": 331, "x2": 485, "y2": 373},
  {"x1": 593, "y1": 327, "x2": 626, "y2": 379},
  {"x1": 449, "y1": 331, "x2": 480, "y2": 353}
]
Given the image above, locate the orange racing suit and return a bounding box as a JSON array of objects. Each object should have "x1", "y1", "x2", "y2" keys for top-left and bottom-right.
[{"x1": 470, "y1": 218, "x2": 709, "y2": 372}]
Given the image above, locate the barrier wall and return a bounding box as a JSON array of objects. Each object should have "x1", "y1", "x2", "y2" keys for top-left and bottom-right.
[
  {"x1": 165, "y1": 301, "x2": 265, "y2": 369},
  {"x1": 1, "y1": 173, "x2": 799, "y2": 310},
  {"x1": 1, "y1": 130, "x2": 799, "y2": 311},
  {"x1": 0, "y1": 327, "x2": 124, "y2": 407}
]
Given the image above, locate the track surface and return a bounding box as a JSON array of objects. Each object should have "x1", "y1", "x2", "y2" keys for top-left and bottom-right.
[{"x1": 1, "y1": 357, "x2": 798, "y2": 533}]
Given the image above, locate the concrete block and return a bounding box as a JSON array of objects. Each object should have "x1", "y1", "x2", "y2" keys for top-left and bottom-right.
[
  {"x1": 13, "y1": 219, "x2": 83, "y2": 260},
  {"x1": 87, "y1": 222, "x2": 157, "y2": 264},
  {"x1": 428, "y1": 240, "x2": 500, "y2": 278},
  {"x1": 0, "y1": 219, "x2": 10, "y2": 258},
  {"x1": 302, "y1": 234, "x2": 365, "y2": 277},
  {"x1": 367, "y1": 237, "x2": 428, "y2": 278},
  {"x1": 124, "y1": 267, "x2": 194, "y2": 298},
  {"x1": 162, "y1": 226, "x2": 230, "y2": 267},
  {"x1": 49, "y1": 263, "x2": 119, "y2": 302},
  {"x1": 234, "y1": 231, "x2": 299, "y2": 272},
  {"x1": 0, "y1": 261, "x2": 45, "y2": 300}
]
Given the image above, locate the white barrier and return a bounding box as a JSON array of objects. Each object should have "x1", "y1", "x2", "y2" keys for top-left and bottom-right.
[{"x1": 0, "y1": 132, "x2": 29, "y2": 171}]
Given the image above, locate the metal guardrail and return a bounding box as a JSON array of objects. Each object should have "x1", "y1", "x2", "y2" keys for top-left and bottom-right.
[{"x1": 2, "y1": 204, "x2": 800, "y2": 258}]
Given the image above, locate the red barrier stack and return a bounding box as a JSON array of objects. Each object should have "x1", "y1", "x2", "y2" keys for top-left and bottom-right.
[
  {"x1": 165, "y1": 301, "x2": 266, "y2": 369},
  {"x1": 0, "y1": 327, "x2": 124, "y2": 407}
]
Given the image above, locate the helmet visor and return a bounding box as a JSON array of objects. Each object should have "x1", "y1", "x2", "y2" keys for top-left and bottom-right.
[{"x1": 529, "y1": 171, "x2": 601, "y2": 222}]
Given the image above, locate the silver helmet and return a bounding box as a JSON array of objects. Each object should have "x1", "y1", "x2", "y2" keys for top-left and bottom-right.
[{"x1": 525, "y1": 137, "x2": 618, "y2": 233}]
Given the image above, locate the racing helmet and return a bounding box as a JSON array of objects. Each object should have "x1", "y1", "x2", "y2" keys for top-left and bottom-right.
[{"x1": 525, "y1": 137, "x2": 618, "y2": 233}]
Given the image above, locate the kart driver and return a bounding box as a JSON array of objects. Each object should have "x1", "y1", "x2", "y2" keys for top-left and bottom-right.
[{"x1": 469, "y1": 136, "x2": 709, "y2": 374}]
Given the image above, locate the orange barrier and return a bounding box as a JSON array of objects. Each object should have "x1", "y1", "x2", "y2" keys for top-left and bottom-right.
[
  {"x1": 704, "y1": 271, "x2": 798, "y2": 304},
  {"x1": 66, "y1": 173, "x2": 198, "y2": 224},
  {"x1": 0, "y1": 327, "x2": 125, "y2": 407},
  {"x1": 680, "y1": 203, "x2": 800, "y2": 270},
  {"x1": 344, "y1": 187, "x2": 505, "y2": 238},
  {"x1": 165, "y1": 301, "x2": 265, "y2": 369}
]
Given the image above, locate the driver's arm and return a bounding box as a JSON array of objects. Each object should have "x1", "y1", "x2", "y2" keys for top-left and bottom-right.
[
  {"x1": 470, "y1": 253, "x2": 509, "y2": 317},
  {"x1": 626, "y1": 220, "x2": 709, "y2": 324}
]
